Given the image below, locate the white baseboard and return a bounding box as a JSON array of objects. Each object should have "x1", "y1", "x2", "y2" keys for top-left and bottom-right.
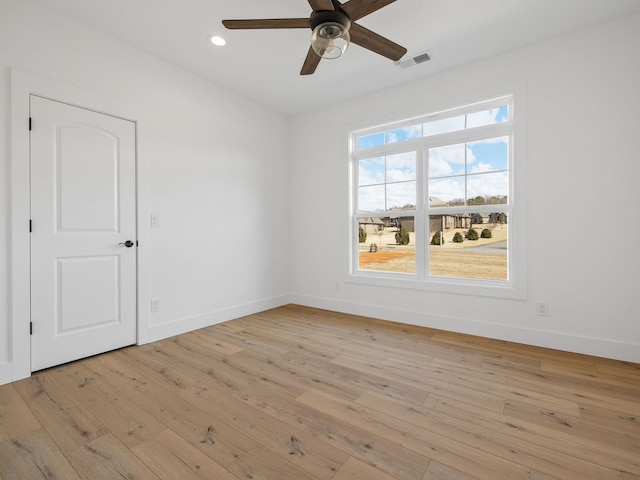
[
  {"x1": 290, "y1": 294, "x2": 640, "y2": 364},
  {"x1": 145, "y1": 295, "x2": 292, "y2": 344}
]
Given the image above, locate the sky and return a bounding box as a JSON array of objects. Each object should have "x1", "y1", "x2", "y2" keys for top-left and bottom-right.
[{"x1": 357, "y1": 105, "x2": 509, "y2": 212}]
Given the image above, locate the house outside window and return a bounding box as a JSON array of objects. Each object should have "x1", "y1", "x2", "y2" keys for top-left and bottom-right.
[{"x1": 348, "y1": 88, "x2": 526, "y2": 299}]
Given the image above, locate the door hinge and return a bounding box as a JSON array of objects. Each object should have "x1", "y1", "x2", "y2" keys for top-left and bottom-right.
[
  {"x1": 29, "y1": 219, "x2": 32, "y2": 232},
  {"x1": 29, "y1": 117, "x2": 32, "y2": 131},
  {"x1": 30, "y1": 322, "x2": 33, "y2": 335}
]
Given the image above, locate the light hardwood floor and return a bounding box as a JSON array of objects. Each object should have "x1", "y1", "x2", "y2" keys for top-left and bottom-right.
[{"x1": 1, "y1": 305, "x2": 639, "y2": 479}]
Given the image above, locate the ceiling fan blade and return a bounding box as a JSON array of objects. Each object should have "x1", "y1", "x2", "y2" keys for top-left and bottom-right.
[
  {"x1": 222, "y1": 18, "x2": 309, "y2": 29},
  {"x1": 349, "y1": 22, "x2": 406, "y2": 61},
  {"x1": 308, "y1": 0, "x2": 335, "y2": 11},
  {"x1": 341, "y1": 0, "x2": 396, "y2": 21},
  {"x1": 301, "y1": 47, "x2": 322, "y2": 75}
]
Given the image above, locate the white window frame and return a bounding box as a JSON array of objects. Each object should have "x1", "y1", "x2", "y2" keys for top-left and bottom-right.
[{"x1": 345, "y1": 84, "x2": 527, "y2": 299}]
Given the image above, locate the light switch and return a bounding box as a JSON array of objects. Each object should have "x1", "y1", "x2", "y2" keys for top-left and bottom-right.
[{"x1": 151, "y1": 214, "x2": 160, "y2": 227}]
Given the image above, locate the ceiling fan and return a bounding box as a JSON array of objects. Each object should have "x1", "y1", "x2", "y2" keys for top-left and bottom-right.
[{"x1": 222, "y1": 0, "x2": 407, "y2": 75}]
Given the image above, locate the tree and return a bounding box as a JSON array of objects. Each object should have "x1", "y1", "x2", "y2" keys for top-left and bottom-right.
[
  {"x1": 466, "y1": 228, "x2": 479, "y2": 240},
  {"x1": 468, "y1": 196, "x2": 486, "y2": 206},
  {"x1": 452, "y1": 232, "x2": 464, "y2": 243},
  {"x1": 395, "y1": 226, "x2": 410, "y2": 245},
  {"x1": 430, "y1": 231, "x2": 445, "y2": 245},
  {"x1": 359, "y1": 226, "x2": 367, "y2": 243},
  {"x1": 481, "y1": 228, "x2": 492, "y2": 239}
]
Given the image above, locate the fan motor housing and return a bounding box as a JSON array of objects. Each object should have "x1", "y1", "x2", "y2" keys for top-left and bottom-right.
[{"x1": 310, "y1": 10, "x2": 351, "y2": 31}]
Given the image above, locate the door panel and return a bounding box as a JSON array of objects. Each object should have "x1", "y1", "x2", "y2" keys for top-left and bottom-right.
[
  {"x1": 57, "y1": 125, "x2": 119, "y2": 231},
  {"x1": 30, "y1": 95, "x2": 137, "y2": 372},
  {"x1": 56, "y1": 255, "x2": 119, "y2": 333}
]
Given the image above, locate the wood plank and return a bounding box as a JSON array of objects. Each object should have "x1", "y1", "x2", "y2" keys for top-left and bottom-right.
[
  {"x1": 52, "y1": 361, "x2": 166, "y2": 448},
  {"x1": 333, "y1": 456, "x2": 398, "y2": 480},
  {"x1": 80, "y1": 347, "x2": 143, "y2": 386},
  {"x1": 430, "y1": 357, "x2": 582, "y2": 416},
  {"x1": 423, "y1": 461, "x2": 480, "y2": 480},
  {"x1": 114, "y1": 374, "x2": 258, "y2": 467},
  {"x1": 179, "y1": 380, "x2": 348, "y2": 480},
  {"x1": 228, "y1": 445, "x2": 319, "y2": 480},
  {"x1": 331, "y1": 353, "x2": 504, "y2": 412},
  {"x1": 66, "y1": 432, "x2": 160, "y2": 479},
  {"x1": 297, "y1": 388, "x2": 530, "y2": 480},
  {"x1": 0, "y1": 429, "x2": 81, "y2": 479},
  {"x1": 0, "y1": 384, "x2": 40, "y2": 442},
  {"x1": 504, "y1": 399, "x2": 639, "y2": 453},
  {"x1": 12, "y1": 371, "x2": 108, "y2": 453},
  {"x1": 355, "y1": 390, "x2": 628, "y2": 480},
  {"x1": 235, "y1": 380, "x2": 430, "y2": 480},
  {"x1": 132, "y1": 429, "x2": 239, "y2": 479},
  {"x1": 153, "y1": 335, "x2": 255, "y2": 393},
  {"x1": 420, "y1": 394, "x2": 640, "y2": 475}
]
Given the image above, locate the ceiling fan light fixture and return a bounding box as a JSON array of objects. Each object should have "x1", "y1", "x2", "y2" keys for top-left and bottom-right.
[{"x1": 311, "y1": 22, "x2": 349, "y2": 59}]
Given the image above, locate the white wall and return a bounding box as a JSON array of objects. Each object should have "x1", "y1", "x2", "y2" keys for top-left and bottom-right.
[
  {"x1": 290, "y1": 14, "x2": 640, "y2": 362},
  {"x1": 0, "y1": 0, "x2": 291, "y2": 383}
]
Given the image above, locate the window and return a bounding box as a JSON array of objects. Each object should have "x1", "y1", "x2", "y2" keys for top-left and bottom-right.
[{"x1": 349, "y1": 91, "x2": 524, "y2": 298}]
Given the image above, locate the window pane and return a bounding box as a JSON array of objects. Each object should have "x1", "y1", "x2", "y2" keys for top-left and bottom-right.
[
  {"x1": 387, "y1": 181, "x2": 416, "y2": 210},
  {"x1": 466, "y1": 105, "x2": 509, "y2": 128},
  {"x1": 359, "y1": 157, "x2": 385, "y2": 186},
  {"x1": 467, "y1": 137, "x2": 508, "y2": 174},
  {"x1": 428, "y1": 176, "x2": 465, "y2": 207},
  {"x1": 428, "y1": 213, "x2": 508, "y2": 280},
  {"x1": 385, "y1": 125, "x2": 422, "y2": 144},
  {"x1": 423, "y1": 115, "x2": 465, "y2": 137},
  {"x1": 358, "y1": 184, "x2": 385, "y2": 212},
  {"x1": 358, "y1": 216, "x2": 415, "y2": 274},
  {"x1": 467, "y1": 171, "x2": 509, "y2": 204},
  {"x1": 357, "y1": 132, "x2": 384, "y2": 150},
  {"x1": 428, "y1": 143, "x2": 466, "y2": 178}
]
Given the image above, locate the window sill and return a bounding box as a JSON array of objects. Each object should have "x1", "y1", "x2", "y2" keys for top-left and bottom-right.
[{"x1": 345, "y1": 272, "x2": 527, "y2": 300}]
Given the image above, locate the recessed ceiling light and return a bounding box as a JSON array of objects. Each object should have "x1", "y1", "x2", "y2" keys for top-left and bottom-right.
[{"x1": 209, "y1": 35, "x2": 226, "y2": 47}]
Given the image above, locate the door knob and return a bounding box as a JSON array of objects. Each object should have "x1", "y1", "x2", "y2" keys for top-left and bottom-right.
[{"x1": 118, "y1": 240, "x2": 135, "y2": 248}]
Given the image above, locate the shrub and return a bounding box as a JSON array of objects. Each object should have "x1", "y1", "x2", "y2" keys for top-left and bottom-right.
[
  {"x1": 395, "y1": 226, "x2": 410, "y2": 245},
  {"x1": 452, "y1": 232, "x2": 464, "y2": 243},
  {"x1": 466, "y1": 228, "x2": 479, "y2": 240},
  {"x1": 481, "y1": 228, "x2": 492, "y2": 239},
  {"x1": 430, "y1": 231, "x2": 445, "y2": 245},
  {"x1": 359, "y1": 226, "x2": 367, "y2": 243}
]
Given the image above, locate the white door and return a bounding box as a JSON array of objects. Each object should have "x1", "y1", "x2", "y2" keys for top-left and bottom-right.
[{"x1": 30, "y1": 95, "x2": 137, "y2": 371}]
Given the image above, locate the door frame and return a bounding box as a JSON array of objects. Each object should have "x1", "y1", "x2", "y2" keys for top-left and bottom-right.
[{"x1": 8, "y1": 68, "x2": 150, "y2": 383}]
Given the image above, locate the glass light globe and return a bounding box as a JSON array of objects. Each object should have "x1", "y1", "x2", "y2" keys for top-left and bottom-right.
[{"x1": 311, "y1": 22, "x2": 350, "y2": 59}]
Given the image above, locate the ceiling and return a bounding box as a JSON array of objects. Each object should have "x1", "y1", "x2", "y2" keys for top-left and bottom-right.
[{"x1": 34, "y1": 0, "x2": 640, "y2": 116}]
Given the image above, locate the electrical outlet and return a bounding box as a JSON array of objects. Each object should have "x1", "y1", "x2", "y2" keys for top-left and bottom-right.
[
  {"x1": 335, "y1": 282, "x2": 341, "y2": 291},
  {"x1": 151, "y1": 298, "x2": 160, "y2": 313},
  {"x1": 536, "y1": 302, "x2": 549, "y2": 317}
]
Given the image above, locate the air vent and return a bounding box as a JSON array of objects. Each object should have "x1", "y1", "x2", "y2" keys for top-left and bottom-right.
[{"x1": 395, "y1": 51, "x2": 431, "y2": 69}]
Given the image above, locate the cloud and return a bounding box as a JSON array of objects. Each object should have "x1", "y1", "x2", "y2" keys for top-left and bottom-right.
[
  {"x1": 428, "y1": 143, "x2": 476, "y2": 177},
  {"x1": 467, "y1": 106, "x2": 508, "y2": 128},
  {"x1": 386, "y1": 125, "x2": 422, "y2": 144},
  {"x1": 423, "y1": 115, "x2": 465, "y2": 136},
  {"x1": 468, "y1": 162, "x2": 493, "y2": 174},
  {"x1": 467, "y1": 172, "x2": 509, "y2": 198},
  {"x1": 358, "y1": 157, "x2": 384, "y2": 186},
  {"x1": 358, "y1": 184, "x2": 385, "y2": 212},
  {"x1": 386, "y1": 152, "x2": 416, "y2": 182}
]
